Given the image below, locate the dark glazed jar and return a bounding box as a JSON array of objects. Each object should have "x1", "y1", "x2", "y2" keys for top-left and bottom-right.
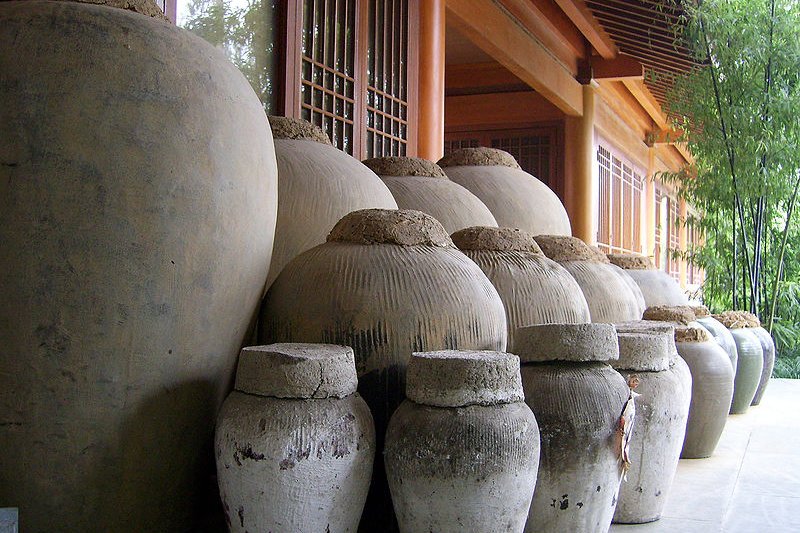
[
  {"x1": 385, "y1": 351, "x2": 539, "y2": 533},
  {"x1": 216, "y1": 344, "x2": 374, "y2": 532},
  {"x1": 515, "y1": 324, "x2": 630, "y2": 533}
]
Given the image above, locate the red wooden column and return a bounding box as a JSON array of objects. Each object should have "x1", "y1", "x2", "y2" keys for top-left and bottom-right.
[{"x1": 417, "y1": 0, "x2": 445, "y2": 161}]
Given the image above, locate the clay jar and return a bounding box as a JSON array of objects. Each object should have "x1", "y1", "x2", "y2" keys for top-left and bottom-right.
[
  {"x1": 437, "y1": 147, "x2": 571, "y2": 235},
  {"x1": 215, "y1": 344, "x2": 374, "y2": 532},
  {"x1": 712, "y1": 312, "x2": 766, "y2": 413},
  {"x1": 515, "y1": 324, "x2": 630, "y2": 533},
  {"x1": 611, "y1": 332, "x2": 691, "y2": 524},
  {"x1": 714, "y1": 311, "x2": 775, "y2": 406},
  {"x1": 363, "y1": 156, "x2": 497, "y2": 233},
  {"x1": 385, "y1": 351, "x2": 539, "y2": 533},
  {"x1": 0, "y1": 1, "x2": 278, "y2": 530},
  {"x1": 259, "y1": 208, "x2": 507, "y2": 530},
  {"x1": 674, "y1": 326, "x2": 734, "y2": 458},
  {"x1": 535, "y1": 235, "x2": 643, "y2": 323},
  {"x1": 694, "y1": 306, "x2": 738, "y2": 374},
  {"x1": 607, "y1": 254, "x2": 689, "y2": 307},
  {"x1": 266, "y1": 116, "x2": 397, "y2": 287},
  {"x1": 451, "y1": 227, "x2": 591, "y2": 352}
]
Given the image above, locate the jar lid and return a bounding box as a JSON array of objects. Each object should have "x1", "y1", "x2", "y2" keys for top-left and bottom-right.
[
  {"x1": 235, "y1": 344, "x2": 357, "y2": 399},
  {"x1": 362, "y1": 156, "x2": 448, "y2": 179},
  {"x1": 614, "y1": 320, "x2": 676, "y2": 336},
  {"x1": 712, "y1": 310, "x2": 761, "y2": 329},
  {"x1": 642, "y1": 305, "x2": 697, "y2": 325},
  {"x1": 607, "y1": 254, "x2": 654, "y2": 270},
  {"x1": 406, "y1": 350, "x2": 524, "y2": 407},
  {"x1": 72, "y1": 0, "x2": 169, "y2": 19},
  {"x1": 514, "y1": 323, "x2": 619, "y2": 363},
  {"x1": 674, "y1": 325, "x2": 712, "y2": 343},
  {"x1": 451, "y1": 226, "x2": 543, "y2": 254},
  {"x1": 267, "y1": 116, "x2": 332, "y2": 145},
  {"x1": 533, "y1": 235, "x2": 598, "y2": 262},
  {"x1": 327, "y1": 208, "x2": 454, "y2": 247},
  {"x1": 613, "y1": 332, "x2": 671, "y2": 371},
  {"x1": 437, "y1": 147, "x2": 521, "y2": 169}
]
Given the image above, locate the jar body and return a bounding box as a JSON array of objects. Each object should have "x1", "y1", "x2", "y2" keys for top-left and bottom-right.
[
  {"x1": 729, "y1": 329, "x2": 764, "y2": 414},
  {"x1": 216, "y1": 391, "x2": 375, "y2": 532},
  {"x1": 750, "y1": 327, "x2": 776, "y2": 405},
  {"x1": 385, "y1": 400, "x2": 540, "y2": 533},
  {"x1": 521, "y1": 362, "x2": 629, "y2": 533},
  {"x1": 676, "y1": 341, "x2": 735, "y2": 458},
  {"x1": 613, "y1": 368, "x2": 690, "y2": 523},
  {"x1": 625, "y1": 270, "x2": 689, "y2": 308},
  {"x1": 697, "y1": 317, "x2": 738, "y2": 375},
  {"x1": 560, "y1": 262, "x2": 642, "y2": 323},
  {"x1": 0, "y1": 3, "x2": 277, "y2": 530}
]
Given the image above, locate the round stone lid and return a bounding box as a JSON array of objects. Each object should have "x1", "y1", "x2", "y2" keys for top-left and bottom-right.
[
  {"x1": 642, "y1": 305, "x2": 697, "y2": 325},
  {"x1": 267, "y1": 116, "x2": 332, "y2": 145},
  {"x1": 674, "y1": 325, "x2": 712, "y2": 343},
  {"x1": 70, "y1": 0, "x2": 169, "y2": 19},
  {"x1": 451, "y1": 226, "x2": 543, "y2": 254},
  {"x1": 607, "y1": 253, "x2": 654, "y2": 270},
  {"x1": 234, "y1": 344, "x2": 357, "y2": 399},
  {"x1": 437, "y1": 147, "x2": 521, "y2": 169},
  {"x1": 514, "y1": 323, "x2": 619, "y2": 363},
  {"x1": 406, "y1": 351, "x2": 524, "y2": 407},
  {"x1": 362, "y1": 156, "x2": 447, "y2": 179},
  {"x1": 613, "y1": 332, "x2": 671, "y2": 371},
  {"x1": 713, "y1": 310, "x2": 761, "y2": 329},
  {"x1": 327, "y1": 208, "x2": 454, "y2": 247},
  {"x1": 533, "y1": 235, "x2": 597, "y2": 262},
  {"x1": 615, "y1": 320, "x2": 676, "y2": 336}
]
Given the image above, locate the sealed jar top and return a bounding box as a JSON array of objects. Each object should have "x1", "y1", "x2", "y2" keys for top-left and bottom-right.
[
  {"x1": 607, "y1": 253, "x2": 654, "y2": 270},
  {"x1": 327, "y1": 208, "x2": 454, "y2": 247},
  {"x1": 642, "y1": 305, "x2": 697, "y2": 325},
  {"x1": 613, "y1": 332, "x2": 671, "y2": 372},
  {"x1": 674, "y1": 325, "x2": 712, "y2": 343},
  {"x1": 406, "y1": 350, "x2": 524, "y2": 408},
  {"x1": 514, "y1": 323, "x2": 619, "y2": 363},
  {"x1": 533, "y1": 235, "x2": 598, "y2": 262},
  {"x1": 693, "y1": 305, "x2": 711, "y2": 318},
  {"x1": 615, "y1": 320, "x2": 676, "y2": 336},
  {"x1": 235, "y1": 343, "x2": 357, "y2": 399},
  {"x1": 437, "y1": 147, "x2": 521, "y2": 170},
  {"x1": 713, "y1": 310, "x2": 761, "y2": 329},
  {"x1": 362, "y1": 156, "x2": 448, "y2": 179},
  {"x1": 451, "y1": 226, "x2": 543, "y2": 254},
  {"x1": 267, "y1": 116, "x2": 332, "y2": 145},
  {"x1": 70, "y1": 0, "x2": 169, "y2": 19}
]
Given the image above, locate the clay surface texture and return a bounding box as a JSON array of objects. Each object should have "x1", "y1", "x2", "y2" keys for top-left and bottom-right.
[
  {"x1": 328, "y1": 208, "x2": 452, "y2": 247},
  {"x1": 613, "y1": 332, "x2": 672, "y2": 372},
  {"x1": 728, "y1": 328, "x2": 764, "y2": 414},
  {"x1": 643, "y1": 305, "x2": 697, "y2": 325},
  {"x1": 697, "y1": 316, "x2": 739, "y2": 374},
  {"x1": 515, "y1": 323, "x2": 619, "y2": 363},
  {"x1": 607, "y1": 253, "x2": 654, "y2": 270},
  {"x1": 363, "y1": 156, "x2": 448, "y2": 178}
]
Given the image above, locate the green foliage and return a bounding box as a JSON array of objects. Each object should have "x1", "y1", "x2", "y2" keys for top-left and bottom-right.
[{"x1": 661, "y1": 0, "x2": 800, "y2": 366}]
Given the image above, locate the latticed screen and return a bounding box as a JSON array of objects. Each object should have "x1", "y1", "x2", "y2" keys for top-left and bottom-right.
[
  {"x1": 491, "y1": 135, "x2": 552, "y2": 186},
  {"x1": 687, "y1": 219, "x2": 704, "y2": 285},
  {"x1": 596, "y1": 144, "x2": 643, "y2": 254},
  {"x1": 366, "y1": 0, "x2": 410, "y2": 157},
  {"x1": 443, "y1": 138, "x2": 480, "y2": 154},
  {"x1": 300, "y1": 0, "x2": 357, "y2": 153},
  {"x1": 668, "y1": 196, "x2": 681, "y2": 281},
  {"x1": 654, "y1": 186, "x2": 664, "y2": 268}
]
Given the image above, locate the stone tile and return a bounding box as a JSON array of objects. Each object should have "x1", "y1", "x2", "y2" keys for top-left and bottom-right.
[
  {"x1": 736, "y1": 452, "x2": 800, "y2": 497},
  {"x1": 610, "y1": 517, "x2": 721, "y2": 533},
  {"x1": 722, "y1": 493, "x2": 800, "y2": 533},
  {"x1": 748, "y1": 425, "x2": 800, "y2": 455}
]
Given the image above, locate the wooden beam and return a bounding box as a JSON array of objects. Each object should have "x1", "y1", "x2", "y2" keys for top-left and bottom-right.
[
  {"x1": 554, "y1": 0, "x2": 618, "y2": 59},
  {"x1": 446, "y1": 0, "x2": 583, "y2": 116},
  {"x1": 623, "y1": 78, "x2": 667, "y2": 128},
  {"x1": 591, "y1": 53, "x2": 643, "y2": 81},
  {"x1": 646, "y1": 127, "x2": 684, "y2": 146},
  {"x1": 445, "y1": 91, "x2": 564, "y2": 129},
  {"x1": 445, "y1": 62, "x2": 527, "y2": 93}
]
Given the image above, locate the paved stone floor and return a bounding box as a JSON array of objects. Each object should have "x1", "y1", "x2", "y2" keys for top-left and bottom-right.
[{"x1": 611, "y1": 378, "x2": 800, "y2": 533}]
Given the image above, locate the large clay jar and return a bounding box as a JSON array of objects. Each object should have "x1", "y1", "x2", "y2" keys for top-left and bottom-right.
[
  {"x1": 611, "y1": 332, "x2": 690, "y2": 524},
  {"x1": 216, "y1": 344, "x2": 374, "y2": 533},
  {"x1": 437, "y1": 147, "x2": 571, "y2": 235},
  {"x1": 259, "y1": 208, "x2": 507, "y2": 530},
  {"x1": 516, "y1": 324, "x2": 630, "y2": 533},
  {"x1": 750, "y1": 327, "x2": 776, "y2": 405},
  {"x1": 674, "y1": 326, "x2": 735, "y2": 458},
  {"x1": 693, "y1": 306, "x2": 738, "y2": 374},
  {"x1": 451, "y1": 227, "x2": 591, "y2": 352},
  {"x1": 363, "y1": 156, "x2": 497, "y2": 233},
  {"x1": 591, "y1": 249, "x2": 646, "y2": 317},
  {"x1": 713, "y1": 312, "x2": 766, "y2": 413},
  {"x1": 535, "y1": 235, "x2": 642, "y2": 323},
  {"x1": 385, "y1": 351, "x2": 539, "y2": 533},
  {"x1": 0, "y1": 2, "x2": 278, "y2": 531},
  {"x1": 607, "y1": 253, "x2": 689, "y2": 307},
  {"x1": 266, "y1": 116, "x2": 397, "y2": 287}
]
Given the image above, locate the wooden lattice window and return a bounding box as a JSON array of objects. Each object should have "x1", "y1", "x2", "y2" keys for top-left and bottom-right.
[
  {"x1": 654, "y1": 186, "x2": 664, "y2": 268},
  {"x1": 443, "y1": 138, "x2": 480, "y2": 153},
  {"x1": 668, "y1": 196, "x2": 681, "y2": 281},
  {"x1": 596, "y1": 143, "x2": 643, "y2": 254}
]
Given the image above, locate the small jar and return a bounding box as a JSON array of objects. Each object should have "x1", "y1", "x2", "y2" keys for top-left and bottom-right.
[
  {"x1": 515, "y1": 324, "x2": 630, "y2": 533},
  {"x1": 385, "y1": 351, "x2": 539, "y2": 533},
  {"x1": 215, "y1": 344, "x2": 375, "y2": 532},
  {"x1": 611, "y1": 331, "x2": 691, "y2": 523}
]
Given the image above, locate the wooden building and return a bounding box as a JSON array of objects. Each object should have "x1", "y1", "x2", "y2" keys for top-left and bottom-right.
[{"x1": 165, "y1": 0, "x2": 702, "y2": 289}]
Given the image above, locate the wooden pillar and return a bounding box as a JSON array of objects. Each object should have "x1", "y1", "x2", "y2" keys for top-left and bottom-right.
[
  {"x1": 565, "y1": 83, "x2": 596, "y2": 244},
  {"x1": 644, "y1": 147, "x2": 656, "y2": 257},
  {"x1": 679, "y1": 198, "x2": 688, "y2": 287},
  {"x1": 417, "y1": 0, "x2": 445, "y2": 161}
]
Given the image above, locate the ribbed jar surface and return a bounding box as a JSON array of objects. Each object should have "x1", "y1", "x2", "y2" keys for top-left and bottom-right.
[
  {"x1": 625, "y1": 269, "x2": 690, "y2": 307},
  {"x1": 267, "y1": 139, "x2": 397, "y2": 287},
  {"x1": 380, "y1": 175, "x2": 498, "y2": 233},
  {"x1": 750, "y1": 327, "x2": 776, "y2": 405},
  {"x1": 560, "y1": 262, "x2": 643, "y2": 323},
  {"x1": 521, "y1": 362, "x2": 629, "y2": 533},
  {"x1": 463, "y1": 249, "x2": 590, "y2": 352},
  {"x1": 729, "y1": 329, "x2": 764, "y2": 413},
  {"x1": 385, "y1": 401, "x2": 539, "y2": 533},
  {"x1": 697, "y1": 316, "x2": 739, "y2": 374}
]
